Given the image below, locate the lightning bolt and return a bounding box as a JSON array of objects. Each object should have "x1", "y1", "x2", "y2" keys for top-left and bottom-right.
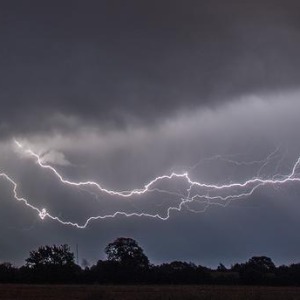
[{"x1": 0, "y1": 139, "x2": 299, "y2": 229}]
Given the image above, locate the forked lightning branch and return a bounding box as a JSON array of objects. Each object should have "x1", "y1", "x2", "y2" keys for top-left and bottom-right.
[{"x1": 0, "y1": 139, "x2": 299, "y2": 229}]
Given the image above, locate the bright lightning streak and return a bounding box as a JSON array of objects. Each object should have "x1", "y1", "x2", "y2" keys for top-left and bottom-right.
[
  {"x1": 0, "y1": 139, "x2": 299, "y2": 228},
  {"x1": 0, "y1": 170, "x2": 190, "y2": 229},
  {"x1": 14, "y1": 139, "x2": 189, "y2": 197}
]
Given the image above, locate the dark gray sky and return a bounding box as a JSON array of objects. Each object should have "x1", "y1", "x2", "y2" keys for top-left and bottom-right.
[{"x1": 1, "y1": 0, "x2": 300, "y2": 267}]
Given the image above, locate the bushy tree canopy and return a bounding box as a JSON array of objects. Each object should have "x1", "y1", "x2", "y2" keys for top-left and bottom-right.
[
  {"x1": 105, "y1": 237, "x2": 149, "y2": 268},
  {"x1": 26, "y1": 244, "x2": 75, "y2": 268}
]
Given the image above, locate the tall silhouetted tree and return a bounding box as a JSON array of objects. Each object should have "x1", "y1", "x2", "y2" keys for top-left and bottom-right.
[
  {"x1": 25, "y1": 244, "x2": 79, "y2": 283},
  {"x1": 235, "y1": 256, "x2": 276, "y2": 285},
  {"x1": 26, "y1": 244, "x2": 75, "y2": 268},
  {"x1": 105, "y1": 237, "x2": 149, "y2": 269},
  {"x1": 92, "y1": 238, "x2": 150, "y2": 283}
]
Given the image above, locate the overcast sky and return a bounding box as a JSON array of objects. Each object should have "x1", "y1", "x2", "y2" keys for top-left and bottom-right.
[{"x1": 1, "y1": 0, "x2": 300, "y2": 267}]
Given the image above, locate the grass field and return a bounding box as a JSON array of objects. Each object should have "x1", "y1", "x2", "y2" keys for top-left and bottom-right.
[{"x1": 0, "y1": 284, "x2": 300, "y2": 300}]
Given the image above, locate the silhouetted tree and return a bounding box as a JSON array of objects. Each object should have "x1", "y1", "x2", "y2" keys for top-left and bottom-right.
[
  {"x1": 105, "y1": 237, "x2": 149, "y2": 269},
  {"x1": 237, "y1": 256, "x2": 276, "y2": 285},
  {"x1": 95, "y1": 237, "x2": 150, "y2": 283},
  {"x1": 247, "y1": 256, "x2": 276, "y2": 272},
  {"x1": 25, "y1": 244, "x2": 80, "y2": 283}
]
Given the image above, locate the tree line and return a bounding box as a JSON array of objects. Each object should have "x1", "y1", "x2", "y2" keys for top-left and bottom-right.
[{"x1": 1, "y1": 237, "x2": 300, "y2": 285}]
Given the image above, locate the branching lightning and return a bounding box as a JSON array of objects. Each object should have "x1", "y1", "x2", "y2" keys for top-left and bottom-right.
[{"x1": 0, "y1": 139, "x2": 299, "y2": 228}]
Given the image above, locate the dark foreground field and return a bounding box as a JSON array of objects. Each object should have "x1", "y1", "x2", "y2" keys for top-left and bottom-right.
[{"x1": 1, "y1": 285, "x2": 300, "y2": 300}]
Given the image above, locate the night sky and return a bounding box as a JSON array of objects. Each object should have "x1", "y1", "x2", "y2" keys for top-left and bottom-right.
[{"x1": 1, "y1": 0, "x2": 300, "y2": 267}]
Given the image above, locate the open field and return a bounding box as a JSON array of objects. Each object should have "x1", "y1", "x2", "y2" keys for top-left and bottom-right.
[{"x1": 0, "y1": 285, "x2": 300, "y2": 300}]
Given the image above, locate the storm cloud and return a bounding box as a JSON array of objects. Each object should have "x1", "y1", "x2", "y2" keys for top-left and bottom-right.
[{"x1": 1, "y1": 0, "x2": 300, "y2": 136}]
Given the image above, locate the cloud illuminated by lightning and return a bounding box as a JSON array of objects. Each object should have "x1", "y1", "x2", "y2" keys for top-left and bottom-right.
[{"x1": 0, "y1": 139, "x2": 299, "y2": 228}]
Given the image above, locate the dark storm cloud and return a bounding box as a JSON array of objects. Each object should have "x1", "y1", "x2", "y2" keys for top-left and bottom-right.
[{"x1": 1, "y1": 0, "x2": 300, "y2": 137}]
